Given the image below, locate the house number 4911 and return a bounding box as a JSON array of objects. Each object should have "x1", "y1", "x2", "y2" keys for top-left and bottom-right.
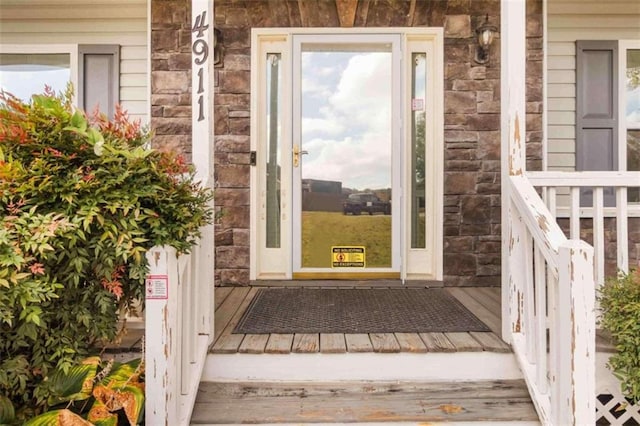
[{"x1": 192, "y1": 10, "x2": 209, "y2": 122}]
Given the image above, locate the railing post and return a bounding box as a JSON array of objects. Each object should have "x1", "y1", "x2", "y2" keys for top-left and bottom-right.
[
  {"x1": 145, "y1": 246, "x2": 180, "y2": 426},
  {"x1": 553, "y1": 240, "x2": 595, "y2": 426}
]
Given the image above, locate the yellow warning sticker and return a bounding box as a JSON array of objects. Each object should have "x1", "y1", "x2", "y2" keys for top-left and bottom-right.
[{"x1": 331, "y1": 246, "x2": 365, "y2": 268}]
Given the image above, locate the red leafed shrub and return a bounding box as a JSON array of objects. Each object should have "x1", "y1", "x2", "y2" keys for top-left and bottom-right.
[{"x1": 0, "y1": 88, "x2": 212, "y2": 421}]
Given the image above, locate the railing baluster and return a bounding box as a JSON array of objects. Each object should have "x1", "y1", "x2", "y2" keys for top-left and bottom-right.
[
  {"x1": 593, "y1": 187, "x2": 605, "y2": 286},
  {"x1": 534, "y1": 246, "x2": 548, "y2": 394},
  {"x1": 570, "y1": 187, "x2": 580, "y2": 240},
  {"x1": 616, "y1": 187, "x2": 629, "y2": 273},
  {"x1": 524, "y1": 230, "x2": 536, "y2": 363},
  {"x1": 180, "y1": 256, "x2": 189, "y2": 396}
]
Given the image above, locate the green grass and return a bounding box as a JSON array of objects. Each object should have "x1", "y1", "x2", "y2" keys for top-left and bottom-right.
[{"x1": 301, "y1": 211, "x2": 391, "y2": 268}]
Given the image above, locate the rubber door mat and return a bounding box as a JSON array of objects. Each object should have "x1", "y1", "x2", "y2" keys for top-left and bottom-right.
[{"x1": 233, "y1": 288, "x2": 490, "y2": 334}]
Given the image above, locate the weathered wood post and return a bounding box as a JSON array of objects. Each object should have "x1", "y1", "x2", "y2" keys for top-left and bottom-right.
[
  {"x1": 500, "y1": 0, "x2": 527, "y2": 342},
  {"x1": 553, "y1": 240, "x2": 595, "y2": 425},
  {"x1": 145, "y1": 246, "x2": 180, "y2": 425}
]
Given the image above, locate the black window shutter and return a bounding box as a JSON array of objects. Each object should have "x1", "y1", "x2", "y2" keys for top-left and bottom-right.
[
  {"x1": 576, "y1": 40, "x2": 618, "y2": 206},
  {"x1": 77, "y1": 45, "x2": 120, "y2": 118}
]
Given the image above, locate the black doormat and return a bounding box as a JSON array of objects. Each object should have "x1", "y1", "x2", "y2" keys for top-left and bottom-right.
[{"x1": 233, "y1": 288, "x2": 490, "y2": 334}]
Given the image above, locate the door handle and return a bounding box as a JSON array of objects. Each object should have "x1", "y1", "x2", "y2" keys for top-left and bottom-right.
[{"x1": 293, "y1": 145, "x2": 308, "y2": 168}]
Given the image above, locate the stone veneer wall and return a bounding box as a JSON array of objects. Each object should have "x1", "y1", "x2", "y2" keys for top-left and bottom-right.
[{"x1": 151, "y1": 0, "x2": 544, "y2": 287}]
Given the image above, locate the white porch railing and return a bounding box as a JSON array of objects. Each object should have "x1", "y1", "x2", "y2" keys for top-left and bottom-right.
[
  {"x1": 507, "y1": 174, "x2": 595, "y2": 425},
  {"x1": 144, "y1": 217, "x2": 215, "y2": 425},
  {"x1": 508, "y1": 171, "x2": 639, "y2": 425}
]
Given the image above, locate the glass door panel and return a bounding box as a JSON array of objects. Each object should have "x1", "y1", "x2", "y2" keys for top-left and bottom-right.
[{"x1": 293, "y1": 37, "x2": 399, "y2": 273}]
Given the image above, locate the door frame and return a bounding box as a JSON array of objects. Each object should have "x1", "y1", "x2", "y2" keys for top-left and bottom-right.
[{"x1": 250, "y1": 27, "x2": 444, "y2": 282}]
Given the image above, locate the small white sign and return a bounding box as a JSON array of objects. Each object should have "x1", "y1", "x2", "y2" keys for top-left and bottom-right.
[
  {"x1": 412, "y1": 98, "x2": 424, "y2": 111},
  {"x1": 146, "y1": 275, "x2": 168, "y2": 300}
]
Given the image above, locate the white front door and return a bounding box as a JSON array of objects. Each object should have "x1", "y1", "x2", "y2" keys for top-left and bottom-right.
[{"x1": 251, "y1": 28, "x2": 444, "y2": 282}]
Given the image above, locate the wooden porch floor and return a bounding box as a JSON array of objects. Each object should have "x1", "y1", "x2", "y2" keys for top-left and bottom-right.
[{"x1": 212, "y1": 285, "x2": 511, "y2": 354}]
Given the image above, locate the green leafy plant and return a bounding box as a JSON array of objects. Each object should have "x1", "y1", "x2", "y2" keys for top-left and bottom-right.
[
  {"x1": 598, "y1": 268, "x2": 640, "y2": 403},
  {"x1": 0, "y1": 87, "x2": 212, "y2": 421},
  {"x1": 20, "y1": 356, "x2": 144, "y2": 426}
]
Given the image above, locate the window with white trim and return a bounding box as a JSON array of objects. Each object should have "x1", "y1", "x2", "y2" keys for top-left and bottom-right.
[{"x1": 0, "y1": 44, "x2": 119, "y2": 117}]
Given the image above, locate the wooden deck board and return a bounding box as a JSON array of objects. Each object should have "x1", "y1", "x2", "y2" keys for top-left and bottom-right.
[
  {"x1": 320, "y1": 333, "x2": 347, "y2": 353},
  {"x1": 470, "y1": 332, "x2": 511, "y2": 353},
  {"x1": 238, "y1": 334, "x2": 269, "y2": 354},
  {"x1": 420, "y1": 332, "x2": 456, "y2": 352},
  {"x1": 370, "y1": 333, "x2": 401, "y2": 353},
  {"x1": 394, "y1": 332, "x2": 428, "y2": 353},
  {"x1": 446, "y1": 287, "x2": 502, "y2": 334},
  {"x1": 211, "y1": 287, "x2": 256, "y2": 352},
  {"x1": 192, "y1": 380, "x2": 538, "y2": 424},
  {"x1": 265, "y1": 333, "x2": 293, "y2": 354},
  {"x1": 446, "y1": 332, "x2": 484, "y2": 352},
  {"x1": 213, "y1": 287, "x2": 252, "y2": 341},
  {"x1": 292, "y1": 333, "x2": 319, "y2": 353},
  {"x1": 344, "y1": 333, "x2": 373, "y2": 352},
  {"x1": 213, "y1": 286, "x2": 233, "y2": 310}
]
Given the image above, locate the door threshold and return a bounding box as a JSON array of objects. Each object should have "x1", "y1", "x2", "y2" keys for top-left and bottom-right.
[
  {"x1": 292, "y1": 272, "x2": 400, "y2": 280},
  {"x1": 250, "y1": 279, "x2": 444, "y2": 288}
]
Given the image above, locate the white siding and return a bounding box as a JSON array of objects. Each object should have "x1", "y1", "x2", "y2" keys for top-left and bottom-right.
[
  {"x1": 546, "y1": 0, "x2": 640, "y2": 171},
  {"x1": 0, "y1": 0, "x2": 148, "y2": 124}
]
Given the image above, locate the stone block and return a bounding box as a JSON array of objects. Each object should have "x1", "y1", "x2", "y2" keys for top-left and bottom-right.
[
  {"x1": 444, "y1": 236, "x2": 475, "y2": 252},
  {"x1": 153, "y1": 118, "x2": 191, "y2": 135},
  {"x1": 227, "y1": 152, "x2": 251, "y2": 164},
  {"x1": 216, "y1": 164, "x2": 250, "y2": 187},
  {"x1": 229, "y1": 117, "x2": 250, "y2": 135},
  {"x1": 444, "y1": 44, "x2": 469, "y2": 63},
  {"x1": 152, "y1": 29, "x2": 178, "y2": 52},
  {"x1": 478, "y1": 100, "x2": 500, "y2": 113},
  {"x1": 477, "y1": 131, "x2": 500, "y2": 160},
  {"x1": 215, "y1": 135, "x2": 250, "y2": 152},
  {"x1": 216, "y1": 246, "x2": 250, "y2": 269},
  {"x1": 445, "y1": 91, "x2": 476, "y2": 114},
  {"x1": 444, "y1": 253, "x2": 476, "y2": 274},
  {"x1": 477, "y1": 240, "x2": 501, "y2": 253},
  {"x1": 219, "y1": 269, "x2": 250, "y2": 286},
  {"x1": 445, "y1": 130, "x2": 478, "y2": 142},
  {"x1": 163, "y1": 106, "x2": 191, "y2": 117},
  {"x1": 444, "y1": 113, "x2": 468, "y2": 128},
  {"x1": 460, "y1": 223, "x2": 491, "y2": 235},
  {"x1": 444, "y1": 15, "x2": 471, "y2": 38},
  {"x1": 447, "y1": 160, "x2": 480, "y2": 171},
  {"x1": 477, "y1": 182, "x2": 501, "y2": 194},
  {"x1": 445, "y1": 172, "x2": 476, "y2": 194},
  {"x1": 461, "y1": 195, "x2": 491, "y2": 224},
  {"x1": 216, "y1": 205, "x2": 249, "y2": 229},
  {"x1": 152, "y1": 71, "x2": 190, "y2": 94},
  {"x1": 215, "y1": 188, "x2": 250, "y2": 206},
  {"x1": 233, "y1": 229, "x2": 250, "y2": 246},
  {"x1": 220, "y1": 70, "x2": 250, "y2": 94},
  {"x1": 226, "y1": 7, "x2": 249, "y2": 26},
  {"x1": 444, "y1": 225, "x2": 461, "y2": 236},
  {"x1": 215, "y1": 94, "x2": 250, "y2": 109},
  {"x1": 445, "y1": 63, "x2": 470, "y2": 80},
  {"x1": 215, "y1": 228, "x2": 233, "y2": 246},
  {"x1": 224, "y1": 28, "x2": 251, "y2": 49},
  {"x1": 215, "y1": 106, "x2": 229, "y2": 134},
  {"x1": 467, "y1": 113, "x2": 500, "y2": 131},
  {"x1": 452, "y1": 79, "x2": 496, "y2": 91},
  {"x1": 446, "y1": 149, "x2": 475, "y2": 161},
  {"x1": 469, "y1": 66, "x2": 486, "y2": 80},
  {"x1": 168, "y1": 53, "x2": 192, "y2": 71},
  {"x1": 223, "y1": 54, "x2": 251, "y2": 71},
  {"x1": 151, "y1": 135, "x2": 191, "y2": 153}
]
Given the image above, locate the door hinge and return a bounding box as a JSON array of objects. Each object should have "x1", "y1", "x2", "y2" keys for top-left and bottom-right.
[{"x1": 250, "y1": 151, "x2": 257, "y2": 166}]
